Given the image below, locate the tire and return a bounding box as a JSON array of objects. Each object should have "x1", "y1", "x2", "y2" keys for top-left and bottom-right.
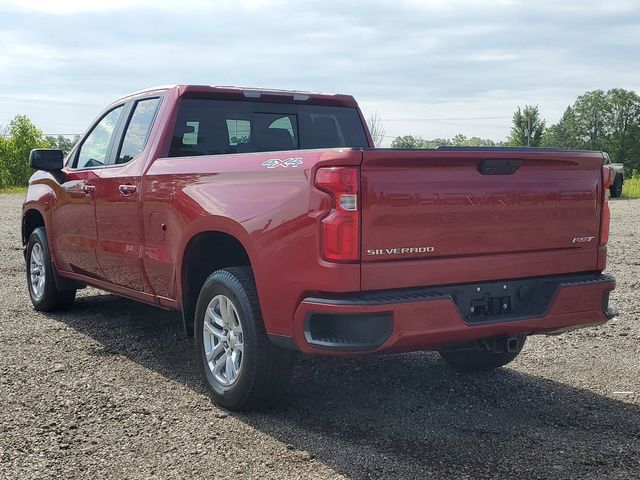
[
  {"x1": 610, "y1": 175, "x2": 623, "y2": 198},
  {"x1": 194, "y1": 267, "x2": 295, "y2": 411},
  {"x1": 25, "y1": 227, "x2": 76, "y2": 311},
  {"x1": 439, "y1": 335, "x2": 526, "y2": 371}
]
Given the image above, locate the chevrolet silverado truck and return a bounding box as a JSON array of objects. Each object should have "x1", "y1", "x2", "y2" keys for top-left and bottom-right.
[{"x1": 23, "y1": 85, "x2": 616, "y2": 410}]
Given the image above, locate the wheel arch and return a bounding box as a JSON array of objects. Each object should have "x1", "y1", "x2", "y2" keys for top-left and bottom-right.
[
  {"x1": 179, "y1": 224, "x2": 256, "y2": 337},
  {"x1": 22, "y1": 208, "x2": 46, "y2": 248}
]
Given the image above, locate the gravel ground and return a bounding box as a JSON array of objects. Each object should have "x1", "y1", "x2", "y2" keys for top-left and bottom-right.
[{"x1": 0, "y1": 193, "x2": 639, "y2": 480}]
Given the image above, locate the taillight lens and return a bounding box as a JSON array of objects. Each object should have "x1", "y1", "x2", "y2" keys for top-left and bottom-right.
[
  {"x1": 602, "y1": 164, "x2": 613, "y2": 189},
  {"x1": 600, "y1": 165, "x2": 611, "y2": 246},
  {"x1": 315, "y1": 167, "x2": 360, "y2": 262}
]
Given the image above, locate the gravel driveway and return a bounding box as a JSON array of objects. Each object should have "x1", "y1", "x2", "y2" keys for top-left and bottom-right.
[{"x1": 1, "y1": 193, "x2": 638, "y2": 479}]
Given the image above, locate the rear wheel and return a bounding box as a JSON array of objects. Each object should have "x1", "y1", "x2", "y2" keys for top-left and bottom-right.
[
  {"x1": 26, "y1": 227, "x2": 76, "y2": 311},
  {"x1": 439, "y1": 335, "x2": 526, "y2": 371},
  {"x1": 610, "y1": 175, "x2": 623, "y2": 198},
  {"x1": 195, "y1": 267, "x2": 295, "y2": 411}
]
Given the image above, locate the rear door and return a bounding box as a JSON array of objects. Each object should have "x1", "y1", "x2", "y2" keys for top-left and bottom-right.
[
  {"x1": 95, "y1": 97, "x2": 162, "y2": 291},
  {"x1": 360, "y1": 148, "x2": 605, "y2": 290}
]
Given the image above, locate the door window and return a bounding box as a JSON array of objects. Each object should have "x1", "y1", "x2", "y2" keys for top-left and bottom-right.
[
  {"x1": 116, "y1": 98, "x2": 161, "y2": 164},
  {"x1": 75, "y1": 106, "x2": 124, "y2": 169}
]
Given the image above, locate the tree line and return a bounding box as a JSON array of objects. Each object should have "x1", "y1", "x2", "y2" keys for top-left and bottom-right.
[
  {"x1": 392, "y1": 133, "x2": 498, "y2": 149},
  {"x1": 390, "y1": 88, "x2": 640, "y2": 174},
  {"x1": 0, "y1": 116, "x2": 78, "y2": 188}
]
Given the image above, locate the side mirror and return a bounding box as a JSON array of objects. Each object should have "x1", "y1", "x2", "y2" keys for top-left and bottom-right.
[{"x1": 29, "y1": 149, "x2": 64, "y2": 171}]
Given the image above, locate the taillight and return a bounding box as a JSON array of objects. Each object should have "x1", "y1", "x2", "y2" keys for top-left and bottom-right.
[
  {"x1": 600, "y1": 165, "x2": 611, "y2": 246},
  {"x1": 315, "y1": 167, "x2": 360, "y2": 262},
  {"x1": 602, "y1": 164, "x2": 613, "y2": 189}
]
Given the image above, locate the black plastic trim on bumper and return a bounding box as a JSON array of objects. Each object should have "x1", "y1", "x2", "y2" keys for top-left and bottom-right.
[
  {"x1": 305, "y1": 273, "x2": 615, "y2": 326},
  {"x1": 303, "y1": 312, "x2": 394, "y2": 351},
  {"x1": 267, "y1": 333, "x2": 299, "y2": 351}
]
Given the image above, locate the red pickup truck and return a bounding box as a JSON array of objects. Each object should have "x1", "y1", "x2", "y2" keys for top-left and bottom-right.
[{"x1": 23, "y1": 85, "x2": 616, "y2": 410}]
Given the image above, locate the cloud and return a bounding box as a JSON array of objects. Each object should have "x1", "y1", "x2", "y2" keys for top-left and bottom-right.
[
  {"x1": 0, "y1": 0, "x2": 638, "y2": 142},
  {"x1": 1, "y1": 0, "x2": 285, "y2": 15}
]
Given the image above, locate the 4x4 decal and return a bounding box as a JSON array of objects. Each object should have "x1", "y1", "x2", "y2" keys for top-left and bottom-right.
[{"x1": 261, "y1": 157, "x2": 303, "y2": 169}]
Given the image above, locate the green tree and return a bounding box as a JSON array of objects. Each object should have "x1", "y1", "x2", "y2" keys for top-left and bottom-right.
[
  {"x1": 0, "y1": 135, "x2": 10, "y2": 188},
  {"x1": 542, "y1": 89, "x2": 640, "y2": 172},
  {"x1": 541, "y1": 106, "x2": 582, "y2": 149},
  {"x1": 604, "y1": 88, "x2": 640, "y2": 171},
  {"x1": 45, "y1": 134, "x2": 79, "y2": 154},
  {"x1": 391, "y1": 135, "x2": 451, "y2": 148},
  {"x1": 572, "y1": 90, "x2": 611, "y2": 150},
  {"x1": 391, "y1": 135, "x2": 424, "y2": 148},
  {"x1": 508, "y1": 105, "x2": 545, "y2": 147},
  {"x1": 451, "y1": 134, "x2": 497, "y2": 147},
  {"x1": 391, "y1": 134, "x2": 499, "y2": 149},
  {"x1": 0, "y1": 115, "x2": 50, "y2": 188}
]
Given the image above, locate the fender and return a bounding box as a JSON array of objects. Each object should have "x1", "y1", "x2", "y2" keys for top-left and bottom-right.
[
  {"x1": 22, "y1": 175, "x2": 56, "y2": 256},
  {"x1": 22, "y1": 177, "x2": 83, "y2": 291}
]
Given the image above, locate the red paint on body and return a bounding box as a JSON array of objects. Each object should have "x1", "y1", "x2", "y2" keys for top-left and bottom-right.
[{"x1": 22, "y1": 85, "x2": 614, "y2": 354}]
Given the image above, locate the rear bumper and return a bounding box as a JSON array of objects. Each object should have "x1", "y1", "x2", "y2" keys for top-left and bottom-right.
[{"x1": 277, "y1": 273, "x2": 616, "y2": 355}]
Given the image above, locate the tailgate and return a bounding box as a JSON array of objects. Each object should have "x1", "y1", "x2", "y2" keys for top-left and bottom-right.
[{"x1": 360, "y1": 148, "x2": 605, "y2": 290}]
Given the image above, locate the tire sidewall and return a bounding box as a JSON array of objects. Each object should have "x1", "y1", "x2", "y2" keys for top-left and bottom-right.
[
  {"x1": 26, "y1": 228, "x2": 53, "y2": 310},
  {"x1": 610, "y1": 176, "x2": 623, "y2": 198},
  {"x1": 194, "y1": 270, "x2": 261, "y2": 407}
]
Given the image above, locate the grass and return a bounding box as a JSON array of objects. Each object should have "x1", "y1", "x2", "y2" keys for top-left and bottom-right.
[
  {"x1": 0, "y1": 186, "x2": 27, "y2": 194},
  {"x1": 622, "y1": 174, "x2": 640, "y2": 198}
]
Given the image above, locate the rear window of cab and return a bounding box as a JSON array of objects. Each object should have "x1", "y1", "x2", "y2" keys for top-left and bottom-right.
[{"x1": 169, "y1": 99, "x2": 368, "y2": 157}]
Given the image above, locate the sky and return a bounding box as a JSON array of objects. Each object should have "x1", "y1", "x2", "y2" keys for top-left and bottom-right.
[{"x1": 1, "y1": 0, "x2": 639, "y2": 145}]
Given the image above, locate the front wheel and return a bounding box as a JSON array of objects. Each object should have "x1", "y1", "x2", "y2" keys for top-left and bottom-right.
[
  {"x1": 439, "y1": 335, "x2": 526, "y2": 371},
  {"x1": 194, "y1": 267, "x2": 295, "y2": 411},
  {"x1": 26, "y1": 227, "x2": 76, "y2": 311}
]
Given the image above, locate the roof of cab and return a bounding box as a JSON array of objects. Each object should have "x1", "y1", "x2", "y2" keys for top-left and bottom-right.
[{"x1": 122, "y1": 84, "x2": 358, "y2": 107}]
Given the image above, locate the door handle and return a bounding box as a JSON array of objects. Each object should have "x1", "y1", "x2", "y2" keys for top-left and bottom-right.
[
  {"x1": 118, "y1": 184, "x2": 137, "y2": 196},
  {"x1": 81, "y1": 183, "x2": 96, "y2": 195}
]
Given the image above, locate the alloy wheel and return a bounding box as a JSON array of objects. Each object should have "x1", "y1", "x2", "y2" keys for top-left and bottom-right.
[
  {"x1": 29, "y1": 243, "x2": 45, "y2": 301},
  {"x1": 202, "y1": 294, "x2": 244, "y2": 386}
]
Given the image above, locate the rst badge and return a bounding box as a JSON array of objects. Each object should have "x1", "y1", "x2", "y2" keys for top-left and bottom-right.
[
  {"x1": 572, "y1": 236, "x2": 595, "y2": 244},
  {"x1": 261, "y1": 157, "x2": 303, "y2": 169}
]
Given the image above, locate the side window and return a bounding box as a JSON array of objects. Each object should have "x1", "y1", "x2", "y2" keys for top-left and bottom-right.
[
  {"x1": 75, "y1": 106, "x2": 124, "y2": 169},
  {"x1": 116, "y1": 98, "x2": 161, "y2": 165}
]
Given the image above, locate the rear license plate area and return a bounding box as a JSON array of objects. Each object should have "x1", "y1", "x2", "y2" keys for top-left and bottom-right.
[
  {"x1": 470, "y1": 294, "x2": 512, "y2": 317},
  {"x1": 432, "y1": 277, "x2": 558, "y2": 324}
]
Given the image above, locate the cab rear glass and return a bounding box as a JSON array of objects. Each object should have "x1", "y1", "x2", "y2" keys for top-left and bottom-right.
[{"x1": 169, "y1": 99, "x2": 368, "y2": 157}]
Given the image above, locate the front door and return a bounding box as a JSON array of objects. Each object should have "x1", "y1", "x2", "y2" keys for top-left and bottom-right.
[
  {"x1": 51, "y1": 105, "x2": 125, "y2": 279},
  {"x1": 52, "y1": 168, "x2": 102, "y2": 278}
]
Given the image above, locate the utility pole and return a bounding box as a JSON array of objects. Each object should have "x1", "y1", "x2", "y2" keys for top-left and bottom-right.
[{"x1": 526, "y1": 116, "x2": 531, "y2": 147}]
